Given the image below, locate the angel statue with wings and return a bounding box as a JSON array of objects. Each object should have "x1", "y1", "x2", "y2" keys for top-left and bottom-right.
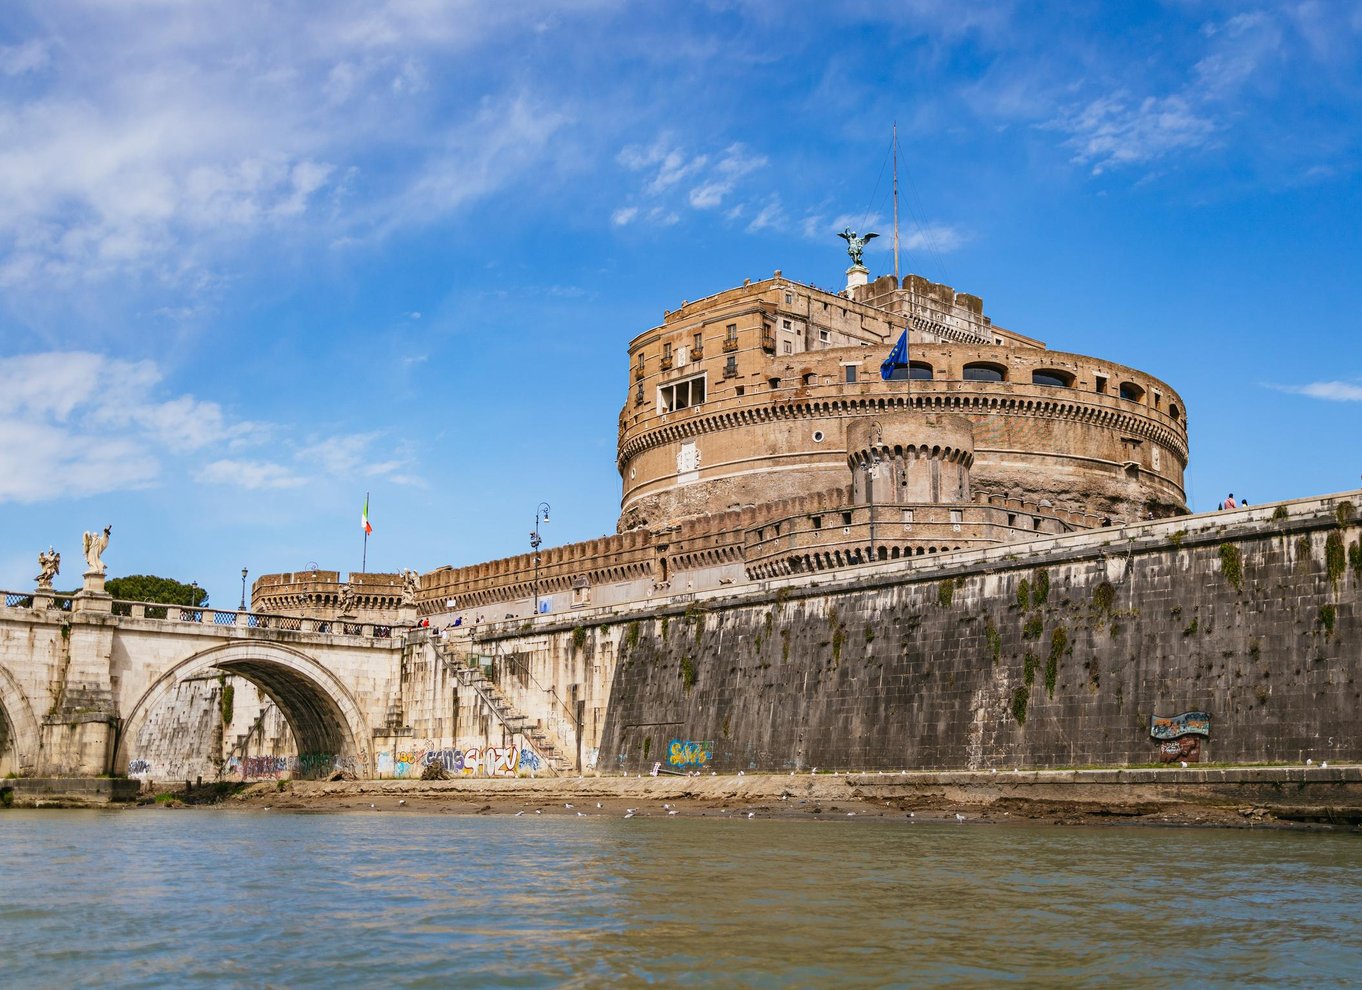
[
  {"x1": 35, "y1": 547, "x2": 60, "y2": 589},
  {"x1": 838, "y1": 227, "x2": 878, "y2": 267},
  {"x1": 82, "y1": 525, "x2": 111, "y2": 575}
]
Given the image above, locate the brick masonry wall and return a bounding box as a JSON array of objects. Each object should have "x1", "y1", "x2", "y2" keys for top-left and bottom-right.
[{"x1": 598, "y1": 497, "x2": 1361, "y2": 773}]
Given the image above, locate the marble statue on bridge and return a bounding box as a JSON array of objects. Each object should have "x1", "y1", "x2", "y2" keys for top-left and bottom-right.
[
  {"x1": 35, "y1": 547, "x2": 60, "y2": 589},
  {"x1": 82, "y1": 526, "x2": 111, "y2": 575}
]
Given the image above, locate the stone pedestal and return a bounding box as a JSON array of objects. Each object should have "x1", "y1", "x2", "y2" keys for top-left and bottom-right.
[
  {"x1": 845, "y1": 264, "x2": 869, "y2": 292},
  {"x1": 73, "y1": 570, "x2": 112, "y2": 614}
]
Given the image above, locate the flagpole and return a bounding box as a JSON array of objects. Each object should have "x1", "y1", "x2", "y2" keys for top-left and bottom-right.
[
  {"x1": 362, "y1": 491, "x2": 369, "y2": 573},
  {"x1": 892, "y1": 122, "x2": 900, "y2": 284}
]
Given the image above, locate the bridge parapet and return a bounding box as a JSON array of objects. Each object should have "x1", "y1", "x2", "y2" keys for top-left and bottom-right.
[{"x1": 0, "y1": 595, "x2": 409, "y2": 642}]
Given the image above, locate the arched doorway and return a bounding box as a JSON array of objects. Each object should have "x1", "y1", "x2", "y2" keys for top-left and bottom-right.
[{"x1": 115, "y1": 642, "x2": 372, "y2": 781}]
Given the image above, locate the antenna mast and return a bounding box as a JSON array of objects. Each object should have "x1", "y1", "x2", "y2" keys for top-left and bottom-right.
[{"x1": 892, "y1": 123, "x2": 901, "y2": 282}]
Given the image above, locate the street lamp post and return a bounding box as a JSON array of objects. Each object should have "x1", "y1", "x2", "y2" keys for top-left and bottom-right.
[
  {"x1": 530, "y1": 502, "x2": 550, "y2": 616},
  {"x1": 239, "y1": 567, "x2": 249, "y2": 611}
]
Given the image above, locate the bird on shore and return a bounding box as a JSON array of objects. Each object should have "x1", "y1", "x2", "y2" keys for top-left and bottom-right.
[
  {"x1": 565, "y1": 803, "x2": 574, "y2": 809},
  {"x1": 669, "y1": 810, "x2": 678, "y2": 815},
  {"x1": 954, "y1": 813, "x2": 965, "y2": 822},
  {"x1": 624, "y1": 812, "x2": 634, "y2": 818},
  {"x1": 596, "y1": 802, "x2": 602, "y2": 808},
  {"x1": 747, "y1": 812, "x2": 755, "y2": 819},
  {"x1": 514, "y1": 811, "x2": 524, "y2": 816}
]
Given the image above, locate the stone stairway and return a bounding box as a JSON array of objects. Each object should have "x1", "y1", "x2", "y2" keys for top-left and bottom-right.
[{"x1": 434, "y1": 642, "x2": 573, "y2": 775}]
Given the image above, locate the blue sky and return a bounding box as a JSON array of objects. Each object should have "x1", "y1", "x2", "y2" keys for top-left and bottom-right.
[{"x1": 1, "y1": 1, "x2": 1360, "y2": 606}]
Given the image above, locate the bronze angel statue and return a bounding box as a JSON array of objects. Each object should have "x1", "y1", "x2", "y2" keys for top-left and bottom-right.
[{"x1": 838, "y1": 227, "x2": 878, "y2": 267}]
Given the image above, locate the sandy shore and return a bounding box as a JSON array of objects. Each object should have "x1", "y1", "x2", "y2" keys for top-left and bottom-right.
[{"x1": 138, "y1": 767, "x2": 1362, "y2": 829}]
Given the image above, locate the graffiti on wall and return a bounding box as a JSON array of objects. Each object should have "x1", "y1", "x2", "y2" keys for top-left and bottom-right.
[
  {"x1": 1150, "y1": 712, "x2": 1211, "y2": 740},
  {"x1": 668, "y1": 739, "x2": 713, "y2": 769},
  {"x1": 417, "y1": 746, "x2": 523, "y2": 777},
  {"x1": 1151, "y1": 711, "x2": 1210, "y2": 764},
  {"x1": 127, "y1": 759, "x2": 152, "y2": 777}
]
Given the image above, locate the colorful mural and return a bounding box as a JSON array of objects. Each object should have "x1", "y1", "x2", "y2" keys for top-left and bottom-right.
[{"x1": 1150, "y1": 712, "x2": 1211, "y2": 740}]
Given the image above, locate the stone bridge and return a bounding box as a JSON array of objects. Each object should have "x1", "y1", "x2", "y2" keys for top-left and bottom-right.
[{"x1": 0, "y1": 593, "x2": 406, "y2": 780}]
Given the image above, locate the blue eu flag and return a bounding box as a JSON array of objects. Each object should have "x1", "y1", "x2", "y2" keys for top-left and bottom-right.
[{"x1": 880, "y1": 329, "x2": 908, "y2": 380}]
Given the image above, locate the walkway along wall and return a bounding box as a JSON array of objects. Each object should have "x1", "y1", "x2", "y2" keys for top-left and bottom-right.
[{"x1": 579, "y1": 493, "x2": 1361, "y2": 772}]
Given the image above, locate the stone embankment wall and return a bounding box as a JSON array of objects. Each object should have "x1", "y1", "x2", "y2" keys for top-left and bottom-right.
[{"x1": 585, "y1": 494, "x2": 1360, "y2": 773}]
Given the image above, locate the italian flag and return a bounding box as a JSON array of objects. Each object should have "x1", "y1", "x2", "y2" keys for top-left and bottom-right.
[{"x1": 362, "y1": 495, "x2": 373, "y2": 535}]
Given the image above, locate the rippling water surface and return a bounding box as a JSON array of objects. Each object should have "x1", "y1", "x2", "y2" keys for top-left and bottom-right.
[{"x1": 2, "y1": 810, "x2": 1360, "y2": 988}]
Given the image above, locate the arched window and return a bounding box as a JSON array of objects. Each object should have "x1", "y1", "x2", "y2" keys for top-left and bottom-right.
[
  {"x1": 1031, "y1": 369, "x2": 1074, "y2": 388},
  {"x1": 1169, "y1": 403, "x2": 1181, "y2": 421},
  {"x1": 1119, "y1": 381, "x2": 1145, "y2": 402},
  {"x1": 908, "y1": 361, "x2": 934, "y2": 380},
  {"x1": 962, "y1": 362, "x2": 1006, "y2": 382}
]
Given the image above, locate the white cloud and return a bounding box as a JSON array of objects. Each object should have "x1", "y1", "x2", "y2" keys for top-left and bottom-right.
[
  {"x1": 616, "y1": 137, "x2": 767, "y2": 224},
  {"x1": 1053, "y1": 92, "x2": 1217, "y2": 175},
  {"x1": 1272, "y1": 381, "x2": 1362, "y2": 402},
  {"x1": 611, "y1": 206, "x2": 639, "y2": 226},
  {"x1": 0, "y1": 350, "x2": 416, "y2": 502},
  {"x1": 195, "y1": 459, "x2": 305, "y2": 490}
]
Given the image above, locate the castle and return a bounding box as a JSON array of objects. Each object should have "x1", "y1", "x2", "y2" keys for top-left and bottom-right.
[{"x1": 255, "y1": 264, "x2": 1189, "y2": 621}]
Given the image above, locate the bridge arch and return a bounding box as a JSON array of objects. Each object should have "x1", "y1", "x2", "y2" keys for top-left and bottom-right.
[
  {"x1": 0, "y1": 661, "x2": 40, "y2": 775},
  {"x1": 114, "y1": 642, "x2": 373, "y2": 778}
]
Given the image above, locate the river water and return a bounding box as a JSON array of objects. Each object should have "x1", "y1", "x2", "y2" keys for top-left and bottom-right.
[{"x1": 1, "y1": 811, "x2": 1359, "y2": 988}]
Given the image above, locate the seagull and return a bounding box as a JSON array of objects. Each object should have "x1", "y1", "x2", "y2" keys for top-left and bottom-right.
[
  {"x1": 1180, "y1": 761, "x2": 1188, "y2": 768},
  {"x1": 398, "y1": 799, "x2": 406, "y2": 805},
  {"x1": 747, "y1": 812, "x2": 755, "y2": 819},
  {"x1": 624, "y1": 812, "x2": 634, "y2": 818},
  {"x1": 737, "y1": 770, "x2": 744, "y2": 776},
  {"x1": 1306, "y1": 759, "x2": 1314, "y2": 766},
  {"x1": 669, "y1": 810, "x2": 678, "y2": 816},
  {"x1": 663, "y1": 803, "x2": 671, "y2": 809},
  {"x1": 370, "y1": 803, "x2": 375, "y2": 809},
  {"x1": 847, "y1": 812, "x2": 856, "y2": 817},
  {"x1": 535, "y1": 810, "x2": 541, "y2": 814},
  {"x1": 1322, "y1": 761, "x2": 1329, "y2": 768},
  {"x1": 514, "y1": 811, "x2": 524, "y2": 816},
  {"x1": 626, "y1": 808, "x2": 637, "y2": 814},
  {"x1": 596, "y1": 803, "x2": 602, "y2": 808},
  {"x1": 955, "y1": 813, "x2": 965, "y2": 822},
  {"x1": 577, "y1": 812, "x2": 585, "y2": 817},
  {"x1": 565, "y1": 803, "x2": 574, "y2": 809}
]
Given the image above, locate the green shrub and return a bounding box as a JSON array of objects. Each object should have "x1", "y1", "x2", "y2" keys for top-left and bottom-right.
[
  {"x1": 1326, "y1": 531, "x2": 1346, "y2": 588},
  {"x1": 1023, "y1": 614, "x2": 1043, "y2": 640},
  {"x1": 938, "y1": 581, "x2": 956, "y2": 608},
  {"x1": 1011, "y1": 685, "x2": 1029, "y2": 724},
  {"x1": 1092, "y1": 581, "x2": 1116, "y2": 614},
  {"x1": 680, "y1": 656, "x2": 697, "y2": 691},
  {"x1": 1017, "y1": 579, "x2": 1030, "y2": 611},
  {"x1": 1023, "y1": 651, "x2": 1037, "y2": 686},
  {"x1": 1272, "y1": 504, "x2": 1289, "y2": 521},
  {"x1": 1350, "y1": 540, "x2": 1362, "y2": 581},
  {"x1": 986, "y1": 621, "x2": 1002, "y2": 664},
  {"x1": 1219, "y1": 543, "x2": 1243, "y2": 592},
  {"x1": 1045, "y1": 627, "x2": 1067, "y2": 696},
  {"x1": 1337, "y1": 500, "x2": 1355, "y2": 525},
  {"x1": 1032, "y1": 570, "x2": 1050, "y2": 605},
  {"x1": 1319, "y1": 604, "x2": 1337, "y2": 636}
]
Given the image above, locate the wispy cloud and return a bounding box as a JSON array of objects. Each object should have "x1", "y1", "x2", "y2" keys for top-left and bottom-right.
[
  {"x1": 0, "y1": 351, "x2": 420, "y2": 501},
  {"x1": 1271, "y1": 380, "x2": 1362, "y2": 402},
  {"x1": 1051, "y1": 92, "x2": 1217, "y2": 176},
  {"x1": 614, "y1": 137, "x2": 767, "y2": 225}
]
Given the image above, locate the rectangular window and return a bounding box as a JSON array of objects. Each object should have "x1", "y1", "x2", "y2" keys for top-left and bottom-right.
[
  {"x1": 726, "y1": 324, "x2": 737, "y2": 341},
  {"x1": 841, "y1": 511, "x2": 853, "y2": 526},
  {"x1": 658, "y1": 373, "x2": 707, "y2": 413},
  {"x1": 1095, "y1": 375, "x2": 1108, "y2": 394},
  {"x1": 811, "y1": 515, "x2": 822, "y2": 529},
  {"x1": 785, "y1": 292, "x2": 794, "y2": 304},
  {"x1": 819, "y1": 329, "x2": 830, "y2": 343},
  {"x1": 1007, "y1": 513, "x2": 1017, "y2": 527},
  {"x1": 663, "y1": 342, "x2": 672, "y2": 359},
  {"x1": 735, "y1": 385, "x2": 745, "y2": 396},
  {"x1": 1033, "y1": 517, "x2": 1043, "y2": 531},
  {"x1": 783, "y1": 341, "x2": 792, "y2": 354},
  {"x1": 782, "y1": 319, "x2": 792, "y2": 329},
  {"x1": 902, "y1": 509, "x2": 914, "y2": 524},
  {"x1": 724, "y1": 355, "x2": 738, "y2": 378},
  {"x1": 693, "y1": 332, "x2": 702, "y2": 351},
  {"x1": 845, "y1": 366, "x2": 857, "y2": 384},
  {"x1": 635, "y1": 383, "x2": 643, "y2": 404},
  {"x1": 950, "y1": 509, "x2": 963, "y2": 530}
]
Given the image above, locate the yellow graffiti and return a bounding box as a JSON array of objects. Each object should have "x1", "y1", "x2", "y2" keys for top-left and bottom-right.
[{"x1": 668, "y1": 740, "x2": 711, "y2": 767}]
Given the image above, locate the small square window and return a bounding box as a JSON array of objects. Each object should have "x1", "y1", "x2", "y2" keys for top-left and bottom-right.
[
  {"x1": 845, "y1": 366, "x2": 857, "y2": 384},
  {"x1": 783, "y1": 319, "x2": 791, "y2": 329},
  {"x1": 785, "y1": 292, "x2": 794, "y2": 304},
  {"x1": 783, "y1": 341, "x2": 792, "y2": 354},
  {"x1": 819, "y1": 329, "x2": 830, "y2": 343},
  {"x1": 735, "y1": 385, "x2": 745, "y2": 396},
  {"x1": 812, "y1": 515, "x2": 822, "y2": 529},
  {"x1": 841, "y1": 511, "x2": 853, "y2": 526}
]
